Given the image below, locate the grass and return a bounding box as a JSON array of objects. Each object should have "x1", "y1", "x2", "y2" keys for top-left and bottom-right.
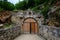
[{"x1": 4, "y1": 23, "x2": 14, "y2": 28}]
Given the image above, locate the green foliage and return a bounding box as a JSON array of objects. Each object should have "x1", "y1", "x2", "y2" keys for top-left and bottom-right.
[
  {"x1": 4, "y1": 23, "x2": 14, "y2": 28},
  {"x1": 3, "y1": 2, "x2": 15, "y2": 10},
  {"x1": 0, "y1": 0, "x2": 59, "y2": 19},
  {"x1": 0, "y1": 1, "x2": 15, "y2": 11},
  {"x1": 0, "y1": 7, "x2": 3, "y2": 11},
  {"x1": 41, "y1": 5, "x2": 50, "y2": 19},
  {"x1": 15, "y1": 1, "x2": 27, "y2": 10},
  {"x1": 15, "y1": 0, "x2": 46, "y2": 10},
  {"x1": 32, "y1": 0, "x2": 58, "y2": 19},
  {"x1": 34, "y1": 0, "x2": 45, "y2": 6},
  {"x1": 26, "y1": 0, "x2": 35, "y2": 8},
  {"x1": 0, "y1": 0, "x2": 58, "y2": 11}
]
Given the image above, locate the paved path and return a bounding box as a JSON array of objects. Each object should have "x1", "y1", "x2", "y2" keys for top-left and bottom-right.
[{"x1": 14, "y1": 34, "x2": 44, "y2": 40}]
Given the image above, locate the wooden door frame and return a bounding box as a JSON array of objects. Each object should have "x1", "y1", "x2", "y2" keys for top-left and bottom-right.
[
  {"x1": 23, "y1": 17, "x2": 38, "y2": 23},
  {"x1": 22, "y1": 17, "x2": 39, "y2": 34}
]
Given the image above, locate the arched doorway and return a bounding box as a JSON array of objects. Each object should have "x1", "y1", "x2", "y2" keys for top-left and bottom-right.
[{"x1": 22, "y1": 18, "x2": 38, "y2": 34}]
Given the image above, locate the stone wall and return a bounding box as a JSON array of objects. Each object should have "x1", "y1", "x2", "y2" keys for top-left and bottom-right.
[
  {"x1": 39, "y1": 25, "x2": 60, "y2": 40},
  {"x1": 0, "y1": 25, "x2": 21, "y2": 40}
]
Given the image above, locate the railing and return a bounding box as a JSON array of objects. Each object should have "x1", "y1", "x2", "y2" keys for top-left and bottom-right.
[{"x1": 39, "y1": 25, "x2": 60, "y2": 40}]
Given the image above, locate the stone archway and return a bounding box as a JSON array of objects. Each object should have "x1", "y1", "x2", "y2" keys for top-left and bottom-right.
[{"x1": 21, "y1": 17, "x2": 39, "y2": 34}]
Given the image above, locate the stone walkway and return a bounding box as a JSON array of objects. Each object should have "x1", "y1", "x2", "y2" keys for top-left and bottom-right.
[{"x1": 14, "y1": 34, "x2": 44, "y2": 40}]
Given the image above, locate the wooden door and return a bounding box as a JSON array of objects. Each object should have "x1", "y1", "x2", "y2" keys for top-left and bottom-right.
[
  {"x1": 31, "y1": 22, "x2": 38, "y2": 34},
  {"x1": 22, "y1": 22, "x2": 30, "y2": 33},
  {"x1": 21, "y1": 18, "x2": 38, "y2": 34}
]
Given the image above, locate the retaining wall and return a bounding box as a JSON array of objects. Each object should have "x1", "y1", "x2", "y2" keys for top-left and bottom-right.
[
  {"x1": 0, "y1": 25, "x2": 21, "y2": 40},
  {"x1": 39, "y1": 25, "x2": 60, "y2": 40}
]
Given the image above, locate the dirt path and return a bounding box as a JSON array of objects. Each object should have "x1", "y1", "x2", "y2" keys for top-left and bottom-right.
[{"x1": 14, "y1": 34, "x2": 44, "y2": 40}]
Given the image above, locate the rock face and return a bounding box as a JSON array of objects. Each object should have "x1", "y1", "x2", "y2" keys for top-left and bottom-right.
[
  {"x1": 0, "y1": 24, "x2": 4, "y2": 29},
  {"x1": 47, "y1": 1, "x2": 60, "y2": 27},
  {"x1": 11, "y1": 16, "x2": 20, "y2": 24},
  {"x1": 0, "y1": 11, "x2": 11, "y2": 23}
]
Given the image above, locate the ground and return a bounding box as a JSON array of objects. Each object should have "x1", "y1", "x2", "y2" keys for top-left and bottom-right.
[{"x1": 14, "y1": 34, "x2": 44, "y2": 40}]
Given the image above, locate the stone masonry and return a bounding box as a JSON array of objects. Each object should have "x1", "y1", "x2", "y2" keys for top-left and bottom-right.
[
  {"x1": 39, "y1": 25, "x2": 60, "y2": 40},
  {"x1": 0, "y1": 25, "x2": 21, "y2": 40},
  {"x1": 0, "y1": 10, "x2": 60, "y2": 40}
]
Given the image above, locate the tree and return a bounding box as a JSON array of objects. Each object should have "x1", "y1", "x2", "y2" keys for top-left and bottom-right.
[
  {"x1": 15, "y1": 1, "x2": 27, "y2": 10},
  {"x1": 34, "y1": 0, "x2": 45, "y2": 6},
  {"x1": 0, "y1": 0, "x2": 15, "y2": 11},
  {"x1": 2, "y1": 2, "x2": 15, "y2": 10}
]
